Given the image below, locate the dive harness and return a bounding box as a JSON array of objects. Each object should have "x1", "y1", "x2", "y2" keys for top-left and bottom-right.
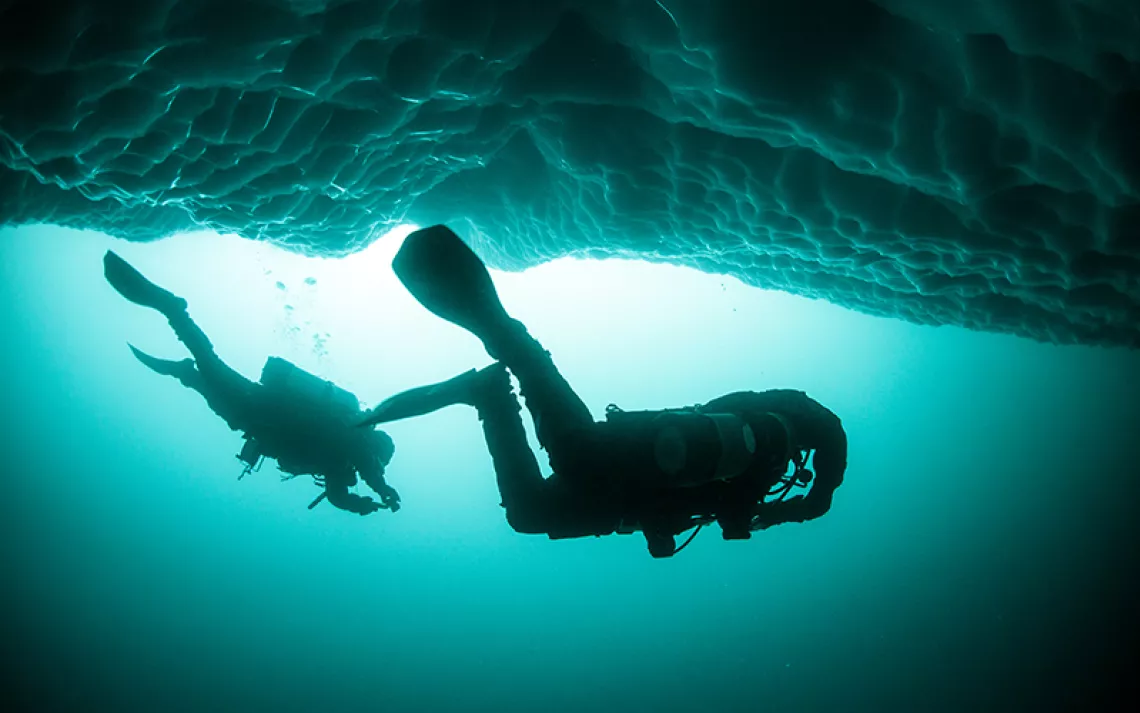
[{"x1": 605, "y1": 403, "x2": 815, "y2": 556}]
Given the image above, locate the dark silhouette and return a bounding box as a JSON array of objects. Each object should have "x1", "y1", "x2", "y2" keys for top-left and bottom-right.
[
  {"x1": 103, "y1": 251, "x2": 400, "y2": 516},
  {"x1": 361, "y1": 225, "x2": 847, "y2": 557}
]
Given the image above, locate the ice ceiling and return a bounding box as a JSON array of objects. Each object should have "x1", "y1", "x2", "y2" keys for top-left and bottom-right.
[{"x1": 1, "y1": 0, "x2": 1137, "y2": 347}]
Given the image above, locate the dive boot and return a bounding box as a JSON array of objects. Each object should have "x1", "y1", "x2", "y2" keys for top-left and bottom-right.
[
  {"x1": 103, "y1": 251, "x2": 188, "y2": 315},
  {"x1": 392, "y1": 225, "x2": 514, "y2": 347},
  {"x1": 359, "y1": 363, "x2": 510, "y2": 427}
]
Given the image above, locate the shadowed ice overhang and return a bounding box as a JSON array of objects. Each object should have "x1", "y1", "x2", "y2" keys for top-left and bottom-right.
[{"x1": 1, "y1": 0, "x2": 1138, "y2": 347}]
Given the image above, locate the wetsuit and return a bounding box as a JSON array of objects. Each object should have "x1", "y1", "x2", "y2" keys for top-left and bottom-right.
[
  {"x1": 156, "y1": 308, "x2": 397, "y2": 515},
  {"x1": 359, "y1": 223, "x2": 848, "y2": 554},
  {"x1": 475, "y1": 320, "x2": 848, "y2": 557},
  {"x1": 104, "y1": 252, "x2": 398, "y2": 515}
]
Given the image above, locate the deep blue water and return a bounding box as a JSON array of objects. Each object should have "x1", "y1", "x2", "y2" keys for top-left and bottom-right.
[{"x1": 2, "y1": 225, "x2": 1137, "y2": 713}]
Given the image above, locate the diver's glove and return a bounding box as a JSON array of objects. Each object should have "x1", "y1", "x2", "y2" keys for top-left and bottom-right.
[
  {"x1": 376, "y1": 484, "x2": 402, "y2": 513},
  {"x1": 356, "y1": 497, "x2": 383, "y2": 515},
  {"x1": 752, "y1": 494, "x2": 805, "y2": 530}
]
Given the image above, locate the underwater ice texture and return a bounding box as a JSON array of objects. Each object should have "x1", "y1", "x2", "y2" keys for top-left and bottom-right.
[{"x1": 0, "y1": 0, "x2": 1138, "y2": 347}]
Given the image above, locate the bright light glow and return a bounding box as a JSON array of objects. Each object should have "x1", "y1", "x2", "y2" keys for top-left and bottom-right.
[
  {"x1": 105, "y1": 223, "x2": 900, "y2": 417},
  {"x1": 7, "y1": 222, "x2": 909, "y2": 417}
]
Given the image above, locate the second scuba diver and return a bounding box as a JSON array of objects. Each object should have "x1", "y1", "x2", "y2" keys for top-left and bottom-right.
[
  {"x1": 103, "y1": 251, "x2": 402, "y2": 516},
  {"x1": 361, "y1": 225, "x2": 848, "y2": 557}
]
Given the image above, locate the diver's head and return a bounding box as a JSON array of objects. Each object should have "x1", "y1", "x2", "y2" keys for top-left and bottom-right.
[{"x1": 366, "y1": 427, "x2": 396, "y2": 465}]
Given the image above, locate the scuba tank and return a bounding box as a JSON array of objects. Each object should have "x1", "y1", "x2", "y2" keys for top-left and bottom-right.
[
  {"x1": 237, "y1": 357, "x2": 366, "y2": 484},
  {"x1": 604, "y1": 405, "x2": 758, "y2": 488},
  {"x1": 258, "y1": 356, "x2": 361, "y2": 419}
]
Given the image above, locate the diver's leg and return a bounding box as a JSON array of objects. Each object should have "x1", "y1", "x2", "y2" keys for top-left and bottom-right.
[
  {"x1": 482, "y1": 319, "x2": 600, "y2": 475},
  {"x1": 324, "y1": 468, "x2": 382, "y2": 516},
  {"x1": 129, "y1": 345, "x2": 253, "y2": 432},
  {"x1": 104, "y1": 250, "x2": 256, "y2": 395},
  {"x1": 163, "y1": 311, "x2": 243, "y2": 382},
  {"x1": 150, "y1": 308, "x2": 261, "y2": 426},
  {"x1": 387, "y1": 226, "x2": 596, "y2": 455},
  {"x1": 358, "y1": 348, "x2": 595, "y2": 465},
  {"x1": 473, "y1": 370, "x2": 558, "y2": 534},
  {"x1": 477, "y1": 369, "x2": 626, "y2": 538},
  {"x1": 105, "y1": 252, "x2": 260, "y2": 435},
  {"x1": 358, "y1": 362, "x2": 549, "y2": 514}
]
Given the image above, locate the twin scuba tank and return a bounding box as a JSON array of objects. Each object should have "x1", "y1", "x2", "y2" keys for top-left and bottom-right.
[{"x1": 604, "y1": 404, "x2": 774, "y2": 488}]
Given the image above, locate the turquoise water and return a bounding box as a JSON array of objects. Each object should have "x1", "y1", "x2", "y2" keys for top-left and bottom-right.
[{"x1": 2, "y1": 225, "x2": 1137, "y2": 712}]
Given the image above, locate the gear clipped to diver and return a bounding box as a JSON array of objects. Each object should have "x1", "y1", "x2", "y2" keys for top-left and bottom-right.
[
  {"x1": 766, "y1": 447, "x2": 815, "y2": 502},
  {"x1": 235, "y1": 436, "x2": 329, "y2": 510},
  {"x1": 236, "y1": 435, "x2": 265, "y2": 480},
  {"x1": 234, "y1": 357, "x2": 368, "y2": 512},
  {"x1": 605, "y1": 403, "x2": 817, "y2": 557}
]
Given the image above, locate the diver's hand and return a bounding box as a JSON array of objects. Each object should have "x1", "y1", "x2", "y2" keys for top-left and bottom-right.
[
  {"x1": 753, "y1": 495, "x2": 805, "y2": 530},
  {"x1": 325, "y1": 487, "x2": 383, "y2": 516},
  {"x1": 356, "y1": 498, "x2": 383, "y2": 515},
  {"x1": 376, "y1": 484, "x2": 402, "y2": 513}
]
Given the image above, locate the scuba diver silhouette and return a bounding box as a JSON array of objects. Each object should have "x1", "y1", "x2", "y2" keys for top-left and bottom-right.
[
  {"x1": 103, "y1": 251, "x2": 401, "y2": 516},
  {"x1": 361, "y1": 225, "x2": 847, "y2": 557}
]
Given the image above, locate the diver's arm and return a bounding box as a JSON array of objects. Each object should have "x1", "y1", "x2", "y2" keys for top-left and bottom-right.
[
  {"x1": 757, "y1": 439, "x2": 846, "y2": 527},
  {"x1": 756, "y1": 396, "x2": 847, "y2": 528},
  {"x1": 358, "y1": 456, "x2": 401, "y2": 513},
  {"x1": 323, "y1": 473, "x2": 382, "y2": 516},
  {"x1": 700, "y1": 389, "x2": 846, "y2": 527},
  {"x1": 354, "y1": 429, "x2": 399, "y2": 512},
  {"x1": 799, "y1": 426, "x2": 847, "y2": 519}
]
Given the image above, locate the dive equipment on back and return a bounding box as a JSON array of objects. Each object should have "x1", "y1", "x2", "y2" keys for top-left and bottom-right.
[
  {"x1": 259, "y1": 357, "x2": 361, "y2": 419},
  {"x1": 604, "y1": 404, "x2": 757, "y2": 487},
  {"x1": 237, "y1": 358, "x2": 366, "y2": 497}
]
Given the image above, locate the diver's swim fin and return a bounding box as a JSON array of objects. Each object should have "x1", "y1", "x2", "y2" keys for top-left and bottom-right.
[
  {"x1": 359, "y1": 364, "x2": 509, "y2": 427},
  {"x1": 392, "y1": 225, "x2": 512, "y2": 344},
  {"x1": 103, "y1": 251, "x2": 188, "y2": 315},
  {"x1": 129, "y1": 344, "x2": 197, "y2": 381}
]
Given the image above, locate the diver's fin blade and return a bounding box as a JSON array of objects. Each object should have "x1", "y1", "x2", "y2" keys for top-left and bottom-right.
[
  {"x1": 358, "y1": 389, "x2": 457, "y2": 427},
  {"x1": 128, "y1": 344, "x2": 196, "y2": 380},
  {"x1": 391, "y1": 225, "x2": 511, "y2": 341},
  {"x1": 358, "y1": 369, "x2": 482, "y2": 427},
  {"x1": 103, "y1": 251, "x2": 187, "y2": 315}
]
